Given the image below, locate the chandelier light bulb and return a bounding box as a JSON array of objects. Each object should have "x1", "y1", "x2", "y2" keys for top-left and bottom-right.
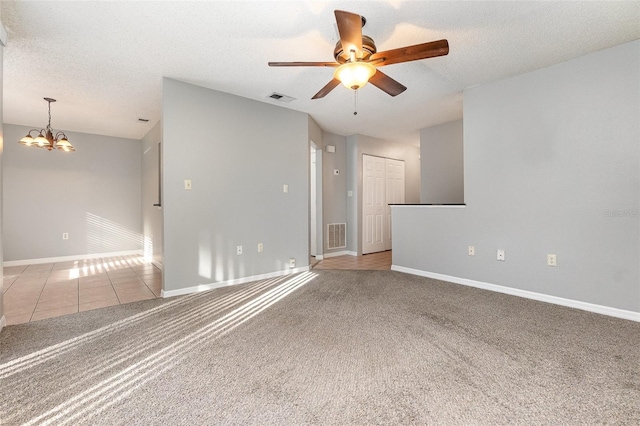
[
  {"x1": 34, "y1": 133, "x2": 48, "y2": 146},
  {"x1": 19, "y1": 134, "x2": 34, "y2": 146}
]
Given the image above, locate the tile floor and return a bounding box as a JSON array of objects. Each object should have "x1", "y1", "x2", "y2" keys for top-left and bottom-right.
[
  {"x1": 3, "y1": 251, "x2": 386, "y2": 326},
  {"x1": 3, "y1": 254, "x2": 162, "y2": 326},
  {"x1": 312, "y1": 250, "x2": 392, "y2": 270}
]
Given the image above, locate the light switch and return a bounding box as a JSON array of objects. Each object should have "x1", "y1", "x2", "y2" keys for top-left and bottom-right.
[
  {"x1": 283, "y1": 184, "x2": 289, "y2": 193},
  {"x1": 184, "y1": 180, "x2": 192, "y2": 190}
]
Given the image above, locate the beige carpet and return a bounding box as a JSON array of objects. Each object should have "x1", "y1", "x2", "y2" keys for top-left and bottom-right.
[{"x1": 1, "y1": 270, "x2": 639, "y2": 425}]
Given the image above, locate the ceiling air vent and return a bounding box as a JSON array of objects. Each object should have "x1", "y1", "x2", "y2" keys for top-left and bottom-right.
[{"x1": 268, "y1": 92, "x2": 295, "y2": 103}]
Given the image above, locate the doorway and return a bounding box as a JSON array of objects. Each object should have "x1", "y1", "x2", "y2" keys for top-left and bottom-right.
[{"x1": 310, "y1": 143, "x2": 323, "y2": 262}]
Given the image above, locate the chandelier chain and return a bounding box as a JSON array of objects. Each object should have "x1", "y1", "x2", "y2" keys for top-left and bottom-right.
[{"x1": 47, "y1": 101, "x2": 52, "y2": 131}]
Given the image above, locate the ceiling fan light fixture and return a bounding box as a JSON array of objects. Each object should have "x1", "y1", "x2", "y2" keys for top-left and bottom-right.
[{"x1": 334, "y1": 61, "x2": 376, "y2": 91}]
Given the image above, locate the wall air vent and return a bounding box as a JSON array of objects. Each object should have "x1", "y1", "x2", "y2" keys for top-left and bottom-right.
[
  {"x1": 327, "y1": 223, "x2": 347, "y2": 249},
  {"x1": 268, "y1": 92, "x2": 296, "y2": 103}
]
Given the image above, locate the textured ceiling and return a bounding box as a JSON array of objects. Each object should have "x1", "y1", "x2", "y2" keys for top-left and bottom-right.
[{"x1": 2, "y1": 1, "x2": 639, "y2": 145}]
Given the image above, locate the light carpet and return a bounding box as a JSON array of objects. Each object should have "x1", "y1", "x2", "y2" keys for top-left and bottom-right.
[{"x1": 1, "y1": 270, "x2": 639, "y2": 425}]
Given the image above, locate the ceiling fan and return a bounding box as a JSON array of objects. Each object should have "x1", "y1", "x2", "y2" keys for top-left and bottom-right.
[{"x1": 268, "y1": 10, "x2": 449, "y2": 100}]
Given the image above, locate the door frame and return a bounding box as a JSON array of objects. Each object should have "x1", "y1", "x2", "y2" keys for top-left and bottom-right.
[{"x1": 310, "y1": 142, "x2": 323, "y2": 259}]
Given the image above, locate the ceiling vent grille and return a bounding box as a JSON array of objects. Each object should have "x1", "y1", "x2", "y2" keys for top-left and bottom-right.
[
  {"x1": 268, "y1": 92, "x2": 296, "y2": 103},
  {"x1": 327, "y1": 223, "x2": 347, "y2": 249}
]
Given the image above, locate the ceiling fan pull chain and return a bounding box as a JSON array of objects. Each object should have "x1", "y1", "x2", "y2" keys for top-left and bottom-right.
[{"x1": 353, "y1": 90, "x2": 358, "y2": 115}]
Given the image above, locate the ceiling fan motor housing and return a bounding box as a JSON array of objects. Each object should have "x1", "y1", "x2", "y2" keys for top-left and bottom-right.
[{"x1": 334, "y1": 35, "x2": 377, "y2": 63}]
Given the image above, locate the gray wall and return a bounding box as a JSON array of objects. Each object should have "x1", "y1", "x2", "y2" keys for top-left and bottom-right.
[
  {"x1": 3, "y1": 124, "x2": 142, "y2": 261},
  {"x1": 162, "y1": 78, "x2": 309, "y2": 292},
  {"x1": 347, "y1": 134, "x2": 421, "y2": 254},
  {"x1": 141, "y1": 121, "x2": 163, "y2": 267},
  {"x1": 392, "y1": 40, "x2": 639, "y2": 313},
  {"x1": 322, "y1": 132, "x2": 347, "y2": 255},
  {"x1": 420, "y1": 120, "x2": 464, "y2": 204},
  {"x1": 308, "y1": 116, "x2": 323, "y2": 149},
  {"x1": 308, "y1": 118, "x2": 352, "y2": 257}
]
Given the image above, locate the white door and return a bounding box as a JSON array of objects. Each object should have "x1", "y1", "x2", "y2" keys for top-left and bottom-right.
[
  {"x1": 385, "y1": 158, "x2": 405, "y2": 250},
  {"x1": 363, "y1": 155, "x2": 386, "y2": 254}
]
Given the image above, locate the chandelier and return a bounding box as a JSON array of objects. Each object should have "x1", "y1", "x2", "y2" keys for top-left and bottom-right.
[{"x1": 19, "y1": 98, "x2": 75, "y2": 152}]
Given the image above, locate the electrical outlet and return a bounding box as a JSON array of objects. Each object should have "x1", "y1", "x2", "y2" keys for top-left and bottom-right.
[
  {"x1": 258, "y1": 243, "x2": 264, "y2": 253},
  {"x1": 62, "y1": 233, "x2": 69, "y2": 240},
  {"x1": 468, "y1": 246, "x2": 475, "y2": 256},
  {"x1": 497, "y1": 249, "x2": 505, "y2": 261},
  {"x1": 289, "y1": 258, "x2": 296, "y2": 268},
  {"x1": 547, "y1": 254, "x2": 557, "y2": 267},
  {"x1": 236, "y1": 245, "x2": 243, "y2": 255}
]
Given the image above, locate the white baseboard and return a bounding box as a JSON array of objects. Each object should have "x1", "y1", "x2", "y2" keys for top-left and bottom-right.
[
  {"x1": 323, "y1": 250, "x2": 357, "y2": 258},
  {"x1": 313, "y1": 255, "x2": 324, "y2": 260},
  {"x1": 0, "y1": 315, "x2": 6, "y2": 333},
  {"x1": 161, "y1": 265, "x2": 311, "y2": 298},
  {"x1": 391, "y1": 265, "x2": 640, "y2": 323},
  {"x1": 3, "y1": 250, "x2": 144, "y2": 267}
]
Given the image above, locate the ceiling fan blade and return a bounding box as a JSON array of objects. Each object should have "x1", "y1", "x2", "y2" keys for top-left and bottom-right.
[
  {"x1": 268, "y1": 61, "x2": 339, "y2": 67},
  {"x1": 369, "y1": 70, "x2": 407, "y2": 97},
  {"x1": 369, "y1": 39, "x2": 449, "y2": 67},
  {"x1": 312, "y1": 78, "x2": 341, "y2": 99},
  {"x1": 335, "y1": 10, "x2": 363, "y2": 59}
]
